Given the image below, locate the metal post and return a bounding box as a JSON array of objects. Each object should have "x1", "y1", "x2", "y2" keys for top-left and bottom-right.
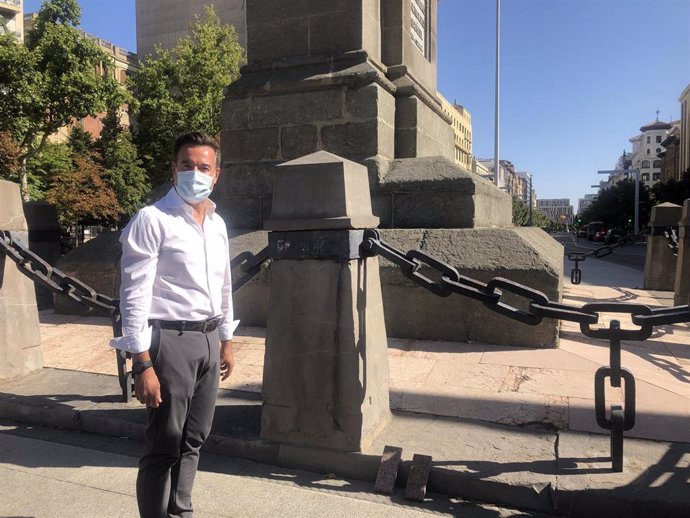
[
  {"x1": 634, "y1": 170, "x2": 640, "y2": 235},
  {"x1": 493, "y1": 0, "x2": 500, "y2": 187}
]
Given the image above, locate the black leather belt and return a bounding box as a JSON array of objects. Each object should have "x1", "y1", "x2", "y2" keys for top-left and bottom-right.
[{"x1": 149, "y1": 316, "x2": 223, "y2": 334}]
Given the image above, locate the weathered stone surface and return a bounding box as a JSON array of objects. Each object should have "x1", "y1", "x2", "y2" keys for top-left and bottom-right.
[
  {"x1": 54, "y1": 232, "x2": 122, "y2": 316},
  {"x1": 265, "y1": 151, "x2": 379, "y2": 231},
  {"x1": 673, "y1": 199, "x2": 690, "y2": 305},
  {"x1": 405, "y1": 453, "x2": 432, "y2": 501},
  {"x1": 377, "y1": 228, "x2": 563, "y2": 348},
  {"x1": 251, "y1": 89, "x2": 343, "y2": 129},
  {"x1": 379, "y1": 157, "x2": 512, "y2": 229},
  {"x1": 221, "y1": 97, "x2": 249, "y2": 131},
  {"x1": 0, "y1": 180, "x2": 42, "y2": 380},
  {"x1": 224, "y1": 128, "x2": 280, "y2": 161},
  {"x1": 261, "y1": 258, "x2": 391, "y2": 451},
  {"x1": 215, "y1": 161, "x2": 276, "y2": 198},
  {"x1": 23, "y1": 201, "x2": 62, "y2": 310},
  {"x1": 214, "y1": 196, "x2": 263, "y2": 230},
  {"x1": 280, "y1": 125, "x2": 318, "y2": 160},
  {"x1": 374, "y1": 445, "x2": 403, "y2": 494},
  {"x1": 644, "y1": 202, "x2": 682, "y2": 291},
  {"x1": 395, "y1": 96, "x2": 454, "y2": 160}
]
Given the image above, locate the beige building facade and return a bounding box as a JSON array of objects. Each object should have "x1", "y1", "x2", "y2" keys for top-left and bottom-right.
[
  {"x1": 0, "y1": 0, "x2": 23, "y2": 40},
  {"x1": 136, "y1": 0, "x2": 246, "y2": 58},
  {"x1": 437, "y1": 92, "x2": 472, "y2": 170}
]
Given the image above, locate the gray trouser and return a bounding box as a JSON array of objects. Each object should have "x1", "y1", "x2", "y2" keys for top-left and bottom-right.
[{"x1": 136, "y1": 327, "x2": 220, "y2": 518}]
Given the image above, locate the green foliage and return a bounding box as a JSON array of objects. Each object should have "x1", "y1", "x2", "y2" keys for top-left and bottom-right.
[
  {"x1": 25, "y1": 141, "x2": 71, "y2": 200},
  {"x1": 512, "y1": 197, "x2": 551, "y2": 227},
  {"x1": 0, "y1": 0, "x2": 125, "y2": 199},
  {"x1": 131, "y1": 6, "x2": 244, "y2": 186},
  {"x1": 97, "y1": 109, "x2": 149, "y2": 222},
  {"x1": 67, "y1": 125, "x2": 94, "y2": 155},
  {"x1": 579, "y1": 178, "x2": 652, "y2": 229},
  {"x1": 650, "y1": 171, "x2": 690, "y2": 206}
]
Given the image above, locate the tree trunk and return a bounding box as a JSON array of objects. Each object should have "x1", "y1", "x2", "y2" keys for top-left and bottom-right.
[{"x1": 19, "y1": 155, "x2": 29, "y2": 201}]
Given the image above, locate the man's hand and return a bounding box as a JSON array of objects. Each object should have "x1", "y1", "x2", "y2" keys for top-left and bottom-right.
[
  {"x1": 220, "y1": 340, "x2": 235, "y2": 381},
  {"x1": 133, "y1": 352, "x2": 162, "y2": 408}
]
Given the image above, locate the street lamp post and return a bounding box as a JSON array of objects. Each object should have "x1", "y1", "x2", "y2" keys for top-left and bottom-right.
[{"x1": 597, "y1": 169, "x2": 641, "y2": 235}]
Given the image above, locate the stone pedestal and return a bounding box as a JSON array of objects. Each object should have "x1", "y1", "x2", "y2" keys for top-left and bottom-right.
[
  {"x1": 0, "y1": 180, "x2": 42, "y2": 380},
  {"x1": 644, "y1": 202, "x2": 682, "y2": 291},
  {"x1": 23, "y1": 202, "x2": 62, "y2": 310},
  {"x1": 260, "y1": 152, "x2": 390, "y2": 451},
  {"x1": 673, "y1": 199, "x2": 690, "y2": 305}
]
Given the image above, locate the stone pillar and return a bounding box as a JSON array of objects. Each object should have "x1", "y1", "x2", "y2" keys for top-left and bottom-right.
[
  {"x1": 673, "y1": 199, "x2": 690, "y2": 305},
  {"x1": 260, "y1": 151, "x2": 390, "y2": 451},
  {"x1": 644, "y1": 202, "x2": 683, "y2": 291},
  {"x1": 23, "y1": 201, "x2": 62, "y2": 310},
  {"x1": 0, "y1": 180, "x2": 42, "y2": 380}
]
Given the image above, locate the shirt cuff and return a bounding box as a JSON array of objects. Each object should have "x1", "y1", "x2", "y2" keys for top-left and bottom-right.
[
  {"x1": 109, "y1": 325, "x2": 152, "y2": 354},
  {"x1": 219, "y1": 319, "x2": 240, "y2": 341}
]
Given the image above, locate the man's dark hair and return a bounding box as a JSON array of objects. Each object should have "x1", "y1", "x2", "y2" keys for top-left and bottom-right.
[{"x1": 172, "y1": 132, "x2": 221, "y2": 165}]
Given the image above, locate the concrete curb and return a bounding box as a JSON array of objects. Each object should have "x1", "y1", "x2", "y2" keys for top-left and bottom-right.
[{"x1": 0, "y1": 368, "x2": 688, "y2": 518}]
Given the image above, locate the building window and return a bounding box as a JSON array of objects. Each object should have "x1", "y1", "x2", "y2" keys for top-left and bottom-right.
[
  {"x1": 646, "y1": 136, "x2": 651, "y2": 144},
  {"x1": 641, "y1": 160, "x2": 650, "y2": 168},
  {"x1": 646, "y1": 149, "x2": 650, "y2": 155},
  {"x1": 642, "y1": 173, "x2": 650, "y2": 181},
  {"x1": 653, "y1": 173, "x2": 660, "y2": 181},
  {"x1": 656, "y1": 136, "x2": 662, "y2": 143},
  {"x1": 653, "y1": 160, "x2": 661, "y2": 168}
]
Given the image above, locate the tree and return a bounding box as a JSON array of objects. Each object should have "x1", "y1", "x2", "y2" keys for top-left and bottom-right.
[
  {"x1": 131, "y1": 6, "x2": 244, "y2": 186},
  {"x1": 97, "y1": 108, "x2": 149, "y2": 223},
  {"x1": 512, "y1": 197, "x2": 551, "y2": 227},
  {"x1": 46, "y1": 153, "x2": 119, "y2": 233},
  {"x1": 0, "y1": 0, "x2": 123, "y2": 200},
  {"x1": 579, "y1": 178, "x2": 652, "y2": 230},
  {"x1": 650, "y1": 171, "x2": 690, "y2": 206},
  {"x1": 0, "y1": 131, "x2": 20, "y2": 179}
]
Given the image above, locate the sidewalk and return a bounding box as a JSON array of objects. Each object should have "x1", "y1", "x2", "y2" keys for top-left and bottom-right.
[{"x1": 0, "y1": 256, "x2": 689, "y2": 516}]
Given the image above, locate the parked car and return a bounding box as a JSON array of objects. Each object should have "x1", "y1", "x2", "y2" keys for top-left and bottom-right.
[
  {"x1": 593, "y1": 229, "x2": 608, "y2": 242},
  {"x1": 586, "y1": 221, "x2": 604, "y2": 240},
  {"x1": 604, "y1": 228, "x2": 626, "y2": 244},
  {"x1": 577, "y1": 225, "x2": 588, "y2": 238}
]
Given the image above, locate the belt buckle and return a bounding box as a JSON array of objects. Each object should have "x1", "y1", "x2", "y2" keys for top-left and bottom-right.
[{"x1": 201, "y1": 319, "x2": 210, "y2": 333}]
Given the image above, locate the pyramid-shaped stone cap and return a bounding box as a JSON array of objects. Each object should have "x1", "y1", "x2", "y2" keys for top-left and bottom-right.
[
  {"x1": 264, "y1": 151, "x2": 380, "y2": 231},
  {"x1": 650, "y1": 202, "x2": 683, "y2": 227}
]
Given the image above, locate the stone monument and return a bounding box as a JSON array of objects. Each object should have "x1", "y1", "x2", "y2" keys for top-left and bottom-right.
[
  {"x1": 0, "y1": 180, "x2": 42, "y2": 380},
  {"x1": 644, "y1": 202, "x2": 682, "y2": 291},
  {"x1": 218, "y1": 0, "x2": 563, "y2": 347},
  {"x1": 260, "y1": 151, "x2": 390, "y2": 451}
]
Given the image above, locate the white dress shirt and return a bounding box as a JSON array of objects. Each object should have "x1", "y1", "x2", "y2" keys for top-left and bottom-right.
[{"x1": 110, "y1": 187, "x2": 239, "y2": 353}]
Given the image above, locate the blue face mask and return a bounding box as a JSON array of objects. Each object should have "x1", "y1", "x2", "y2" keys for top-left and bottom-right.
[{"x1": 175, "y1": 170, "x2": 214, "y2": 205}]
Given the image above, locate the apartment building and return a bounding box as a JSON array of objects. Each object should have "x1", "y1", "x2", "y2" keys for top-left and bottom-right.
[
  {"x1": 437, "y1": 93, "x2": 473, "y2": 171},
  {"x1": 536, "y1": 198, "x2": 574, "y2": 225},
  {"x1": 0, "y1": 0, "x2": 22, "y2": 40}
]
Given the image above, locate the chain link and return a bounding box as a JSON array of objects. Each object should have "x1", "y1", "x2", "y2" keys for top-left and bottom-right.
[
  {"x1": 664, "y1": 227, "x2": 679, "y2": 256},
  {"x1": 361, "y1": 232, "x2": 690, "y2": 338}
]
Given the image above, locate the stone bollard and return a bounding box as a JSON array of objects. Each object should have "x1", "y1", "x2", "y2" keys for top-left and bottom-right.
[
  {"x1": 260, "y1": 151, "x2": 391, "y2": 451},
  {"x1": 0, "y1": 180, "x2": 42, "y2": 380},
  {"x1": 644, "y1": 202, "x2": 683, "y2": 291},
  {"x1": 673, "y1": 199, "x2": 690, "y2": 305}
]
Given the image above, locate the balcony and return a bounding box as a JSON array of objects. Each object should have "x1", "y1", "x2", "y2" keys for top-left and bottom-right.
[{"x1": 0, "y1": 0, "x2": 21, "y2": 14}]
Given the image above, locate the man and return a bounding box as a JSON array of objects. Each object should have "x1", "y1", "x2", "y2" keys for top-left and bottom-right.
[{"x1": 111, "y1": 132, "x2": 237, "y2": 518}]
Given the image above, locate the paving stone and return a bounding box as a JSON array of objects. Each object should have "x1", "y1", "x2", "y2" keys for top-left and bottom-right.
[
  {"x1": 405, "y1": 453, "x2": 432, "y2": 501},
  {"x1": 373, "y1": 445, "x2": 402, "y2": 494}
]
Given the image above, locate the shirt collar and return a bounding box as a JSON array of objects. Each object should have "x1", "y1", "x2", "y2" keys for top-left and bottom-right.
[{"x1": 159, "y1": 187, "x2": 217, "y2": 215}]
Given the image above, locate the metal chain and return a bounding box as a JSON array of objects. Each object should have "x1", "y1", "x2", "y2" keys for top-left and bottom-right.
[
  {"x1": 565, "y1": 231, "x2": 647, "y2": 285},
  {"x1": 1, "y1": 230, "x2": 271, "y2": 402},
  {"x1": 360, "y1": 229, "x2": 690, "y2": 341}
]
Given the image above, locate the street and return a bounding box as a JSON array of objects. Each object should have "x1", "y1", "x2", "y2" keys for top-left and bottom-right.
[{"x1": 552, "y1": 232, "x2": 646, "y2": 271}]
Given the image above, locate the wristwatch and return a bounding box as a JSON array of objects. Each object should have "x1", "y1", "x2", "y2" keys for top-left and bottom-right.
[{"x1": 132, "y1": 360, "x2": 153, "y2": 376}]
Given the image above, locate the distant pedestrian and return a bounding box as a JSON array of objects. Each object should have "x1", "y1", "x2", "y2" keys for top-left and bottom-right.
[{"x1": 111, "y1": 132, "x2": 237, "y2": 518}]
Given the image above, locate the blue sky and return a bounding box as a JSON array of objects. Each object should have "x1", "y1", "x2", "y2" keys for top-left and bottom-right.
[{"x1": 24, "y1": 0, "x2": 690, "y2": 208}]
